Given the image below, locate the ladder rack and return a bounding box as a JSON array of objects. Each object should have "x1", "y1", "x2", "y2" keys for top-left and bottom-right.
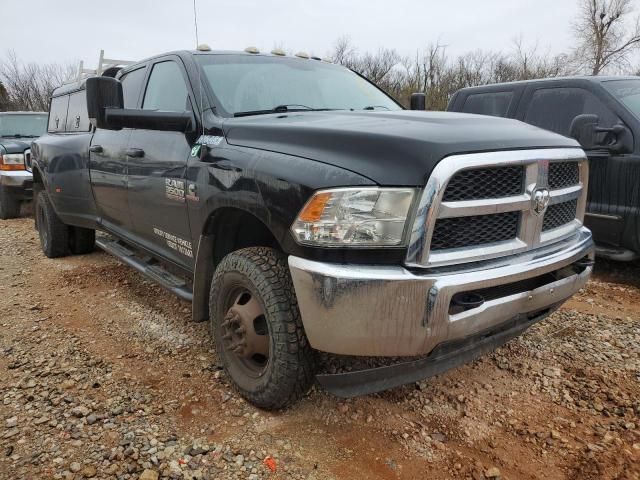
[{"x1": 72, "y1": 50, "x2": 135, "y2": 83}]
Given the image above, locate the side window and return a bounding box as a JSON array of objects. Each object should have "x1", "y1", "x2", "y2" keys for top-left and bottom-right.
[
  {"x1": 120, "y1": 67, "x2": 147, "y2": 109},
  {"x1": 462, "y1": 91, "x2": 513, "y2": 117},
  {"x1": 142, "y1": 61, "x2": 189, "y2": 112},
  {"x1": 65, "y1": 91, "x2": 90, "y2": 132},
  {"x1": 48, "y1": 95, "x2": 69, "y2": 133},
  {"x1": 525, "y1": 87, "x2": 619, "y2": 136}
]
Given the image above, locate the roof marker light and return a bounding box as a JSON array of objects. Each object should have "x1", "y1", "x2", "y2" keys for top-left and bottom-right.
[
  {"x1": 197, "y1": 44, "x2": 212, "y2": 51},
  {"x1": 271, "y1": 48, "x2": 286, "y2": 56},
  {"x1": 295, "y1": 52, "x2": 309, "y2": 59},
  {"x1": 245, "y1": 46, "x2": 260, "y2": 54}
]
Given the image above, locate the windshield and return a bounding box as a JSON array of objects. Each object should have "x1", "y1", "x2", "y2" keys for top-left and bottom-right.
[
  {"x1": 602, "y1": 79, "x2": 640, "y2": 120},
  {"x1": 0, "y1": 114, "x2": 48, "y2": 138},
  {"x1": 197, "y1": 54, "x2": 401, "y2": 116}
]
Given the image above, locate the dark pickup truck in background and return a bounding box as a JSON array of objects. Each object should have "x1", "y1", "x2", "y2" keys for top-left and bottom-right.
[
  {"x1": 31, "y1": 48, "x2": 594, "y2": 409},
  {"x1": 449, "y1": 76, "x2": 640, "y2": 261},
  {"x1": 0, "y1": 111, "x2": 47, "y2": 218}
]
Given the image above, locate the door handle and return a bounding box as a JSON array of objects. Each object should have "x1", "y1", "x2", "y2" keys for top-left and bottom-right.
[
  {"x1": 126, "y1": 148, "x2": 145, "y2": 158},
  {"x1": 211, "y1": 160, "x2": 241, "y2": 172},
  {"x1": 89, "y1": 145, "x2": 103, "y2": 153}
]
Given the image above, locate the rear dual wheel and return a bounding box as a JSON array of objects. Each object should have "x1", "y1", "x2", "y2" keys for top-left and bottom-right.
[{"x1": 210, "y1": 247, "x2": 315, "y2": 410}]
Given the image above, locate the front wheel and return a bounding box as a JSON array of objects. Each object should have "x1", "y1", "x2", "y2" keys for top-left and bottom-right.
[
  {"x1": 0, "y1": 186, "x2": 21, "y2": 220},
  {"x1": 36, "y1": 191, "x2": 69, "y2": 258},
  {"x1": 209, "y1": 247, "x2": 315, "y2": 409}
]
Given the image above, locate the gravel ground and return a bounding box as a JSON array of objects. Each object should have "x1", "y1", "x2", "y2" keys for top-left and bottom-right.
[{"x1": 0, "y1": 216, "x2": 639, "y2": 480}]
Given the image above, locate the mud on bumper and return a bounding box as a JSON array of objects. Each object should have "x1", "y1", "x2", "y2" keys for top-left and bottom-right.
[{"x1": 289, "y1": 228, "x2": 594, "y2": 395}]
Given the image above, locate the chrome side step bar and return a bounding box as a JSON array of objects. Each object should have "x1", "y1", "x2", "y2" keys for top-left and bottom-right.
[{"x1": 96, "y1": 237, "x2": 193, "y2": 302}]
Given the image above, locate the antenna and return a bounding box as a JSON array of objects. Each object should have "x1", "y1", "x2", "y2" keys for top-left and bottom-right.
[
  {"x1": 192, "y1": 0, "x2": 206, "y2": 139},
  {"x1": 192, "y1": 0, "x2": 200, "y2": 47}
]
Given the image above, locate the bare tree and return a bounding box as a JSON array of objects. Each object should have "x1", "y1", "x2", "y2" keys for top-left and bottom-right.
[
  {"x1": 573, "y1": 0, "x2": 640, "y2": 74},
  {"x1": 0, "y1": 81, "x2": 9, "y2": 111},
  {"x1": 0, "y1": 51, "x2": 75, "y2": 112}
]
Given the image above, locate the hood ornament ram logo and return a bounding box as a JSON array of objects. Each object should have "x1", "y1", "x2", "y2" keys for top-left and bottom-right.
[{"x1": 531, "y1": 187, "x2": 551, "y2": 216}]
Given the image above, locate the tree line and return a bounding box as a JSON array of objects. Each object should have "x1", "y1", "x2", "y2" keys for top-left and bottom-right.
[
  {"x1": 1, "y1": 0, "x2": 639, "y2": 112},
  {"x1": 330, "y1": 0, "x2": 640, "y2": 109}
]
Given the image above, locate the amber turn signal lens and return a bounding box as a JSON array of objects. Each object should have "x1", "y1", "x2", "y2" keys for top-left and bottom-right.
[
  {"x1": 298, "y1": 192, "x2": 332, "y2": 222},
  {"x1": 0, "y1": 164, "x2": 25, "y2": 171}
]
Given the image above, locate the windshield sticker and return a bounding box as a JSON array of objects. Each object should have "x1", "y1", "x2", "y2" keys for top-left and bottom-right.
[
  {"x1": 190, "y1": 145, "x2": 202, "y2": 157},
  {"x1": 165, "y1": 178, "x2": 185, "y2": 202},
  {"x1": 153, "y1": 228, "x2": 194, "y2": 258},
  {"x1": 196, "y1": 135, "x2": 224, "y2": 146}
]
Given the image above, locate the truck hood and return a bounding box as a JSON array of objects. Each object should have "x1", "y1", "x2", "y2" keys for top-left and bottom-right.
[
  {"x1": 223, "y1": 110, "x2": 579, "y2": 185},
  {"x1": 0, "y1": 138, "x2": 32, "y2": 154}
]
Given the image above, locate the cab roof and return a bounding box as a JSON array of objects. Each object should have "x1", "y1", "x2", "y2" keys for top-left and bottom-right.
[{"x1": 458, "y1": 75, "x2": 640, "y2": 92}]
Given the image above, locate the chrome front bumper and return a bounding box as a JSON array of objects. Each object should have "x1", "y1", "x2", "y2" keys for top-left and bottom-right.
[
  {"x1": 289, "y1": 228, "x2": 594, "y2": 357},
  {"x1": 0, "y1": 170, "x2": 33, "y2": 188}
]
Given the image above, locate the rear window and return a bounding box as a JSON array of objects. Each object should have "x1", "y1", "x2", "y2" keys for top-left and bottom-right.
[
  {"x1": 65, "y1": 91, "x2": 91, "y2": 132},
  {"x1": 48, "y1": 95, "x2": 69, "y2": 132},
  {"x1": 120, "y1": 67, "x2": 147, "y2": 109},
  {"x1": 462, "y1": 91, "x2": 513, "y2": 117}
]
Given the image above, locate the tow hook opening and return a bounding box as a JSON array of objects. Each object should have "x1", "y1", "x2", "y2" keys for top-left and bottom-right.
[
  {"x1": 573, "y1": 256, "x2": 595, "y2": 273},
  {"x1": 448, "y1": 257, "x2": 593, "y2": 316},
  {"x1": 450, "y1": 292, "x2": 485, "y2": 314}
]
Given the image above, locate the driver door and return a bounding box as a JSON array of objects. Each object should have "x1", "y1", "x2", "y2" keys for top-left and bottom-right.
[{"x1": 126, "y1": 58, "x2": 196, "y2": 270}]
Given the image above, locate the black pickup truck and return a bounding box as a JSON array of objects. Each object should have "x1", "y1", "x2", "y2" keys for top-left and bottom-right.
[
  {"x1": 449, "y1": 76, "x2": 640, "y2": 261},
  {"x1": 32, "y1": 48, "x2": 594, "y2": 409}
]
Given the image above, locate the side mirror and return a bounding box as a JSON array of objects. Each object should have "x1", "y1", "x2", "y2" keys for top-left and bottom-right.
[
  {"x1": 606, "y1": 124, "x2": 634, "y2": 154},
  {"x1": 410, "y1": 93, "x2": 426, "y2": 111},
  {"x1": 86, "y1": 77, "x2": 124, "y2": 130},
  {"x1": 569, "y1": 114, "x2": 599, "y2": 150},
  {"x1": 569, "y1": 113, "x2": 633, "y2": 154}
]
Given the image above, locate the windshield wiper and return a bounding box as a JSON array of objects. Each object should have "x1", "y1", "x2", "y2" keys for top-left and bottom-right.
[
  {"x1": 234, "y1": 104, "x2": 331, "y2": 117},
  {"x1": 362, "y1": 105, "x2": 391, "y2": 111}
]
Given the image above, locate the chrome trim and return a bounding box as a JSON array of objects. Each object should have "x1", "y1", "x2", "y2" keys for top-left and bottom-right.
[
  {"x1": 406, "y1": 148, "x2": 588, "y2": 268},
  {"x1": 289, "y1": 227, "x2": 594, "y2": 357},
  {"x1": 0, "y1": 170, "x2": 33, "y2": 187},
  {"x1": 24, "y1": 148, "x2": 32, "y2": 172}
]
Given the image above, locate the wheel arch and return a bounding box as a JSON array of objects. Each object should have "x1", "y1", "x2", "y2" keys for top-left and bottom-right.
[{"x1": 192, "y1": 206, "x2": 285, "y2": 323}]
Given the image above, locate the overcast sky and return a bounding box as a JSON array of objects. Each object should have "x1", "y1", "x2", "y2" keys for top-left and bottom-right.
[{"x1": 3, "y1": 0, "x2": 579, "y2": 67}]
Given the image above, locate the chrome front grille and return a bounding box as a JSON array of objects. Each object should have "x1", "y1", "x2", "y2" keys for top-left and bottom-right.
[
  {"x1": 443, "y1": 166, "x2": 524, "y2": 201},
  {"x1": 431, "y1": 212, "x2": 519, "y2": 250},
  {"x1": 542, "y1": 199, "x2": 578, "y2": 232},
  {"x1": 548, "y1": 161, "x2": 579, "y2": 190},
  {"x1": 406, "y1": 148, "x2": 588, "y2": 268}
]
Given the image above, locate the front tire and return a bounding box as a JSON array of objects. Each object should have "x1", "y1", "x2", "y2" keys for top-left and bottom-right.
[
  {"x1": 0, "y1": 186, "x2": 21, "y2": 220},
  {"x1": 36, "y1": 191, "x2": 69, "y2": 258},
  {"x1": 209, "y1": 247, "x2": 315, "y2": 409}
]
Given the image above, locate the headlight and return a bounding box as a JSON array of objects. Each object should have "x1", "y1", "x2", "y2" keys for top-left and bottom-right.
[
  {"x1": 291, "y1": 188, "x2": 416, "y2": 246},
  {"x1": 0, "y1": 153, "x2": 26, "y2": 171}
]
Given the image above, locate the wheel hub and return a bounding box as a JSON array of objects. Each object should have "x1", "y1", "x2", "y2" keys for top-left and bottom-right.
[{"x1": 221, "y1": 290, "x2": 270, "y2": 372}]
